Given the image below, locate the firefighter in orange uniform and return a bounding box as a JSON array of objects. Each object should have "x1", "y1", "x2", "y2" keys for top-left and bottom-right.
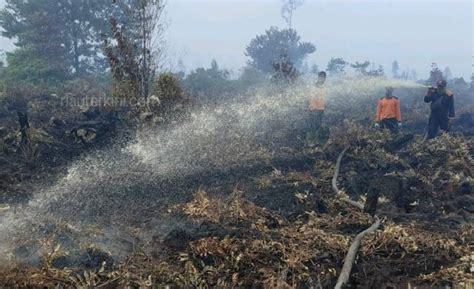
[
  {"x1": 375, "y1": 87, "x2": 402, "y2": 134},
  {"x1": 309, "y1": 71, "x2": 327, "y2": 113},
  {"x1": 307, "y1": 71, "x2": 327, "y2": 145}
]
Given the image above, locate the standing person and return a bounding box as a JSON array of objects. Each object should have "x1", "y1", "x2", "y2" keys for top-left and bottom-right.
[
  {"x1": 424, "y1": 80, "x2": 455, "y2": 139},
  {"x1": 307, "y1": 71, "x2": 327, "y2": 146},
  {"x1": 375, "y1": 87, "x2": 402, "y2": 134}
]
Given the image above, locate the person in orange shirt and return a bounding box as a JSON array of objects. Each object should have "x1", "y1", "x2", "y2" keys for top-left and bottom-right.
[
  {"x1": 306, "y1": 71, "x2": 327, "y2": 146},
  {"x1": 309, "y1": 71, "x2": 327, "y2": 112},
  {"x1": 375, "y1": 87, "x2": 402, "y2": 134}
]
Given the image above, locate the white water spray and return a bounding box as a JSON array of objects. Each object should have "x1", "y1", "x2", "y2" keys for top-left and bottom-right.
[{"x1": 0, "y1": 77, "x2": 425, "y2": 263}]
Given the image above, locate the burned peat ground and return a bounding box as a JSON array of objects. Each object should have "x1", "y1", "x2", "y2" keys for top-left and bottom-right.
[
  {"x1": 0, "y1": 80, "x2": 473, "y2": 288},
  {"x1": 0, "y1": 122, "x2": 472, "y2": 289}
]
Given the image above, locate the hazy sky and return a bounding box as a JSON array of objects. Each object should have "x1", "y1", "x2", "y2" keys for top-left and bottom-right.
[
  {"x1": 0, "y1": 0, "x2": 472, "y2": 79},
  {"x1": 164, "y1": 0, "x2": 473, "y2": 78}
]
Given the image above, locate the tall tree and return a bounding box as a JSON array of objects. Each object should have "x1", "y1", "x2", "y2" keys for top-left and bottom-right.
[
  {"x1": 135, "y1": 0, "x2": 165, "y2": 100},
  {"x1": 63, "y1": 1, "x2": 113, "y2": 75},
  {"x1": 105, "y1": 0, "x2": 166, "y2": 103},
  {"x1": 245, "y1": 27, "x2": 315, "y2": 74},
  {"x1": 0, "y1": 0, "x2": 112, "y2": 82},
  {"x1": 281, "y1": 0, "x2": 304, "y2": 29}
]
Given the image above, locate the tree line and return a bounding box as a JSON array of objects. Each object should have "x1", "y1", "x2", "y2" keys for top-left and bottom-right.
[
  {"x1": 0, "y1": 0, "x2": 471, "y2": 106},
  {"x1": 0, "y1": 0, "x2": 164, "y2": 89}
]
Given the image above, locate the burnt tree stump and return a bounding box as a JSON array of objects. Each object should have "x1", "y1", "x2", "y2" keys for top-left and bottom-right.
[{"x1": 364, "y1": 187, "x2": 380, "y2": 217}]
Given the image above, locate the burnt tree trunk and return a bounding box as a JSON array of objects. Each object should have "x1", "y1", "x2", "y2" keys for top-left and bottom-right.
[
  {"x1": 364, "y1": 187, "x2": 380, "y2": 217},
  {"x1": 18, "y1": 111, "x2": 30, "y2": 147},
  {"x1": 17, "y1": 111, "x2": 36, "y2": 163}
]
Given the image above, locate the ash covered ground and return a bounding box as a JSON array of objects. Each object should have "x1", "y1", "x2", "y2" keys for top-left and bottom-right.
[{"x1": 0, "y1": 78, "x2": 472, "y2": 288}]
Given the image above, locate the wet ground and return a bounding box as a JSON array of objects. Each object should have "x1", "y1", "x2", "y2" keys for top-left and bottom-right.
[{"x1": 0, "y1": 104, "x2": 472, "y2": 288}]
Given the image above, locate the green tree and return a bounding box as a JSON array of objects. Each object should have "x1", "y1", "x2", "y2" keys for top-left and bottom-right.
[
  {"x1": 105, "y1": 0, "x2": 166, "y2": 103},
  {"x1": 326, "y1": 57, "x2": 347, "y2": 75},
  {"x1": 245, "y1": 27, "x2": 315, "y2": 74},
  {"x1": 0, "y1": 0, "x2": 113, "y2": 82}
]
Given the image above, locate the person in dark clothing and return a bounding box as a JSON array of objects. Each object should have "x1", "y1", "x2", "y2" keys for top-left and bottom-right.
[{"x1": 424, "y1": 80, "x2": 455, "y2": 139}]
